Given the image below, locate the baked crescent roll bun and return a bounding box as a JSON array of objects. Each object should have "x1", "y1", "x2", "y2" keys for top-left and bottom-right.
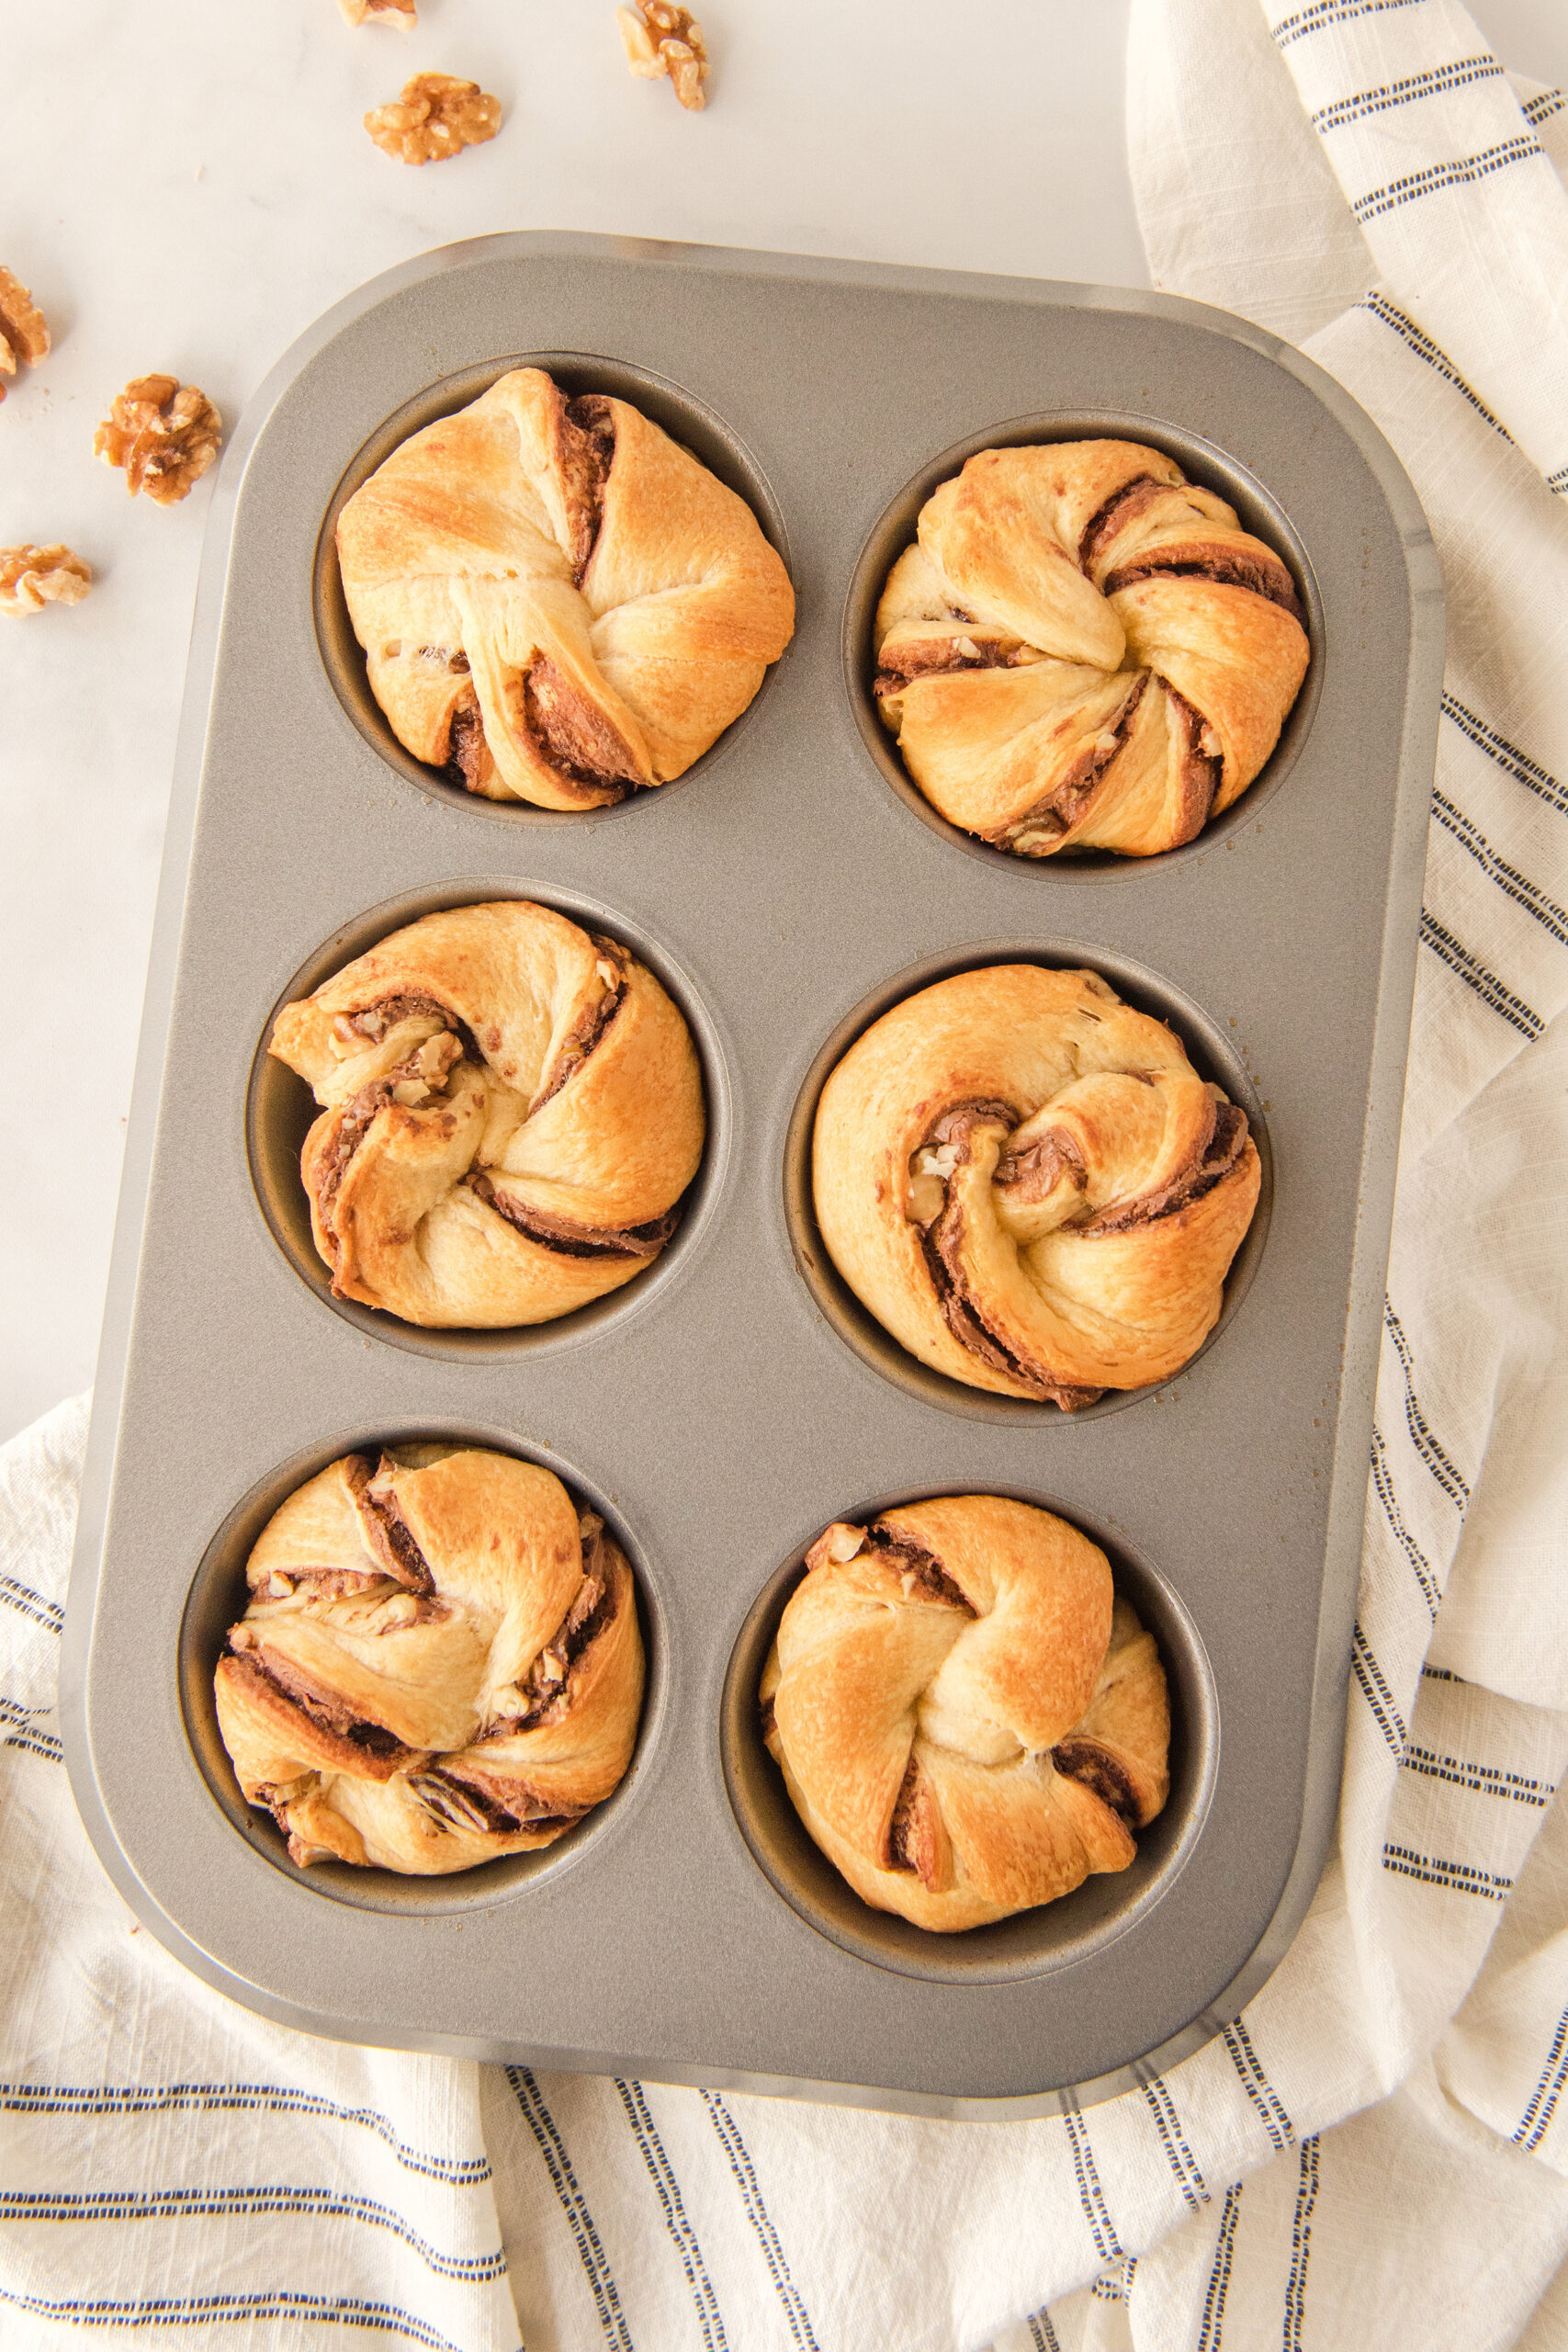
[
  {"x1": 335, "y1": 367, "x2": 795, "y2": 808},
  {"x1": 761, "y1": 1498, "x2": 1169, "y2": 1931},
  {"x1": 214, "y1": 1447, "x2": 645, "y2": 1875},
  {"x1": 812, "y1": 965, "x2": 1260, "y2": 1407},
  {"x1": 268, "y1": 899, "x2": 705, "y2": 1329},
  {"x1": 873, "y1": 439, "x2": 1309, "y2": 857}
]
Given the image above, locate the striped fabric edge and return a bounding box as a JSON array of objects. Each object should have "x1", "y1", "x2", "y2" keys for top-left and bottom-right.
[
  {"x1": 1442, "y1": 696, "x2": 1568, "y2": 820},
  {"x1": 1281, "y1": 2140, "x2": 1321, "y2": 2352},
  {"x1": 1351, "y1": 1622, "x2": 1408, "y2": 1758},
  {"x1": 1219, "y1": 2023, "x2": 1294, "y2": 2154},
  {"x1": 1060, "y1": 2105, "x2": 1124, "y2": 2266},
  {"x1": 0, "y1": 2081, "x2": 491, "y2": 2184},
  {"x1": 1516, "y1": 2007, "x2": 1568, "y2": 2153},
  {"x1": 1359, "y1": 292, "x2": 1511, "y2": 437},
  {"x1": 1272, "y1": 0, "x2": 1427, "y2": 52},
  {"x1": 0, "y1": 2284, "x2": 490, "y2": 2352},
  {"x1": 0, "y1": 1573, "x2": 64, "y2": 1635},
  {"x1": 0, "y1": 2187, "x2": 506, "y2": 2284},
  {"x1": 1419, "y1": 910, "x2": 1544, "y2": 1039},
  {"x1": 1195, "y1": 2184, "x2": 1242, "y2": 2352},
  {"x1": 1025, "y1": 2309, "x2": 1061, "y2": 2352},
  {"x1": 614, "y1": 2081, "x2": 728, "y2": 2352},
  {"x1": 701, "y1": 2094, "x2": 818, "y2": 2352},
  {"x1": 1352, "y1": 132, "x2": 1545, "y2": 223},
  {"x1": 1381, "y1": 1843, "x2": 1516, "y2": 1899},
  {"x1": 1141, "y1": 2075, "x2": 1209, "y2": 2213},
  {"x1": 1370, "y1": 1424, "x2": 1441, "y2": 1622},
  {"x1": 1311, "y1": 54, "x2": 1505, "y2": 135},
  {"x1": 1431, "y1": 793, "x2": 1568, "y2": 949},
  {"x1": 0, "y1": 1691, "x2": 62, "y2": 1762},
  {"x1": 1382, "y1": 1303, "x2": 1472, "y2": 1509},
  {"x1": 505, "y1": 2068, "x2": 633, "y2": 2352},
  {"x1": 1401, "y1": 1747, "x2": 1557, "y2": 1807}
]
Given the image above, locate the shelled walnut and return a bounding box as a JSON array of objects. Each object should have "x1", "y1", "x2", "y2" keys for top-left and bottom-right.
[
  {"x1": 338, "y1": 0, "x2": 416, "y2": 22},
  {"x1": 0, "y1": 267, "x2": 51, "y2": 403},
  {"x1": 364, "y1": 73, "x2": 501, "y2": 163},
  {"x1": 616, "y1": 3, "x2": 709, "y2": 109},
  {"x1": 94, "y1": 375, "x2": 222, "y2": 505},
  {"x1": 0, "y1": 545, "x2": 92, "y2": 617}
]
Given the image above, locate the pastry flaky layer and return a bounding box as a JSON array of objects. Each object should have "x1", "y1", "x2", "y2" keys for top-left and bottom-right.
[
  {"x1": 873, "y1": 439, "x2": 1310, "y2": 857},
  {"x1": 761, "y1": 1497, "x2": 1169, "y2": 1932},
  {"x1": 335, "y1": 366, "x2": 795, "y2": 809},
  {"x1": 213, "y1": 1447, "x2": 646, "y2": 1876},
  {"x1": 812, "y1": 965, "x2": 1261, "y2": 1407},
  {"x1": 268, "y1": 899, "x2": 705, "y2": 1329}
]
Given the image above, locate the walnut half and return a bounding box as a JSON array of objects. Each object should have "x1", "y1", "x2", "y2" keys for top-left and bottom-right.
[
  {"x1": 0, "y1": 545, "x2": 92, "y2": 618},
  {"x1": 364, "y1": 73, "x2": 501, "y2": 164},
  {"x1": 616, "y1": 3, "x2": 709, "y2": 110},
  {"x1": 94, "y1": 376, "x2": 223, "y2": 505},
  {"x1": 338, "y1": 0, "x2": 416, "y2": 22},
  {"x1": 0, "y1": 267, "x2": 51, "y2": 403}
]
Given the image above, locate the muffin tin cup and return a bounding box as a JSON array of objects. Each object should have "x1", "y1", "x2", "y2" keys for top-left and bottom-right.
[{"x1": 62, "y1": 234, "x2": 1442, "y2": 2119}]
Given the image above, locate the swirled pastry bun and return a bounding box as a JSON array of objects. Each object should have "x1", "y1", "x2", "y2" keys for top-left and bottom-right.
[
  {"x1": 336, "y1": 367, "x2": 795, "y2": 808},
  {"x1": 214, "y1": 1447, "x2": 644, "y2": 1875},
  {"x1": 761, "y1": 1498, "x2": 1168, "y2": 1931},
  {"x1": 812, "y1": 965, "x2": 1259, "y2": 1407},
  {"x1": 874, "y1": 440, "x2": 1308, "y2": 857},
  {"x1": 268, "y1": 899, "x2": 704, "y2": 1329}
]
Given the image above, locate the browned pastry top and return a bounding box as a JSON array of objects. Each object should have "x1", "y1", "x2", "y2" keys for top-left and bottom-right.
[
  {"x1": 761, "y1": 1496, "x2": 1169, "y2": 1931},
  {"x1": 214, "y1": 1446, "x2": 645, "y2": 1875},
  {"x1": 337, "y1": 366, "x2": 795, "y2": 808},
  {"x1": 874, "y1": 439, "x2": 1309, "y2": 858}
]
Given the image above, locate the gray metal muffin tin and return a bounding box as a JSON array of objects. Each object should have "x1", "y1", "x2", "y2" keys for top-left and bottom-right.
[{"x1": 62, "y1": 233, "x2": 1442, "y2": 2119}]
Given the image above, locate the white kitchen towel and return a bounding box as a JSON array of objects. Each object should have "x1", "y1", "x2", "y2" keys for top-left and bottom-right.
[{"x1": 5, "y1": 6, "x2": 1568, "y2": 2346}]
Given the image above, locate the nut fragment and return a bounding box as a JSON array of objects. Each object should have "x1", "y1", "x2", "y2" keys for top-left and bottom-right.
[
  {"x1": 0, "y1": 267, "x2": 51, "y2": 402},
  {"x1": 94, "y1": 375, "x2": 222, "y2": 505},
  {"x1": 364, "y1": 72, "x2": 501, "y2": 164},
  {"x1": 615, "y1": 2, "x2": 709, "y2": 109},
  {"x1": 0, "y1": 544, "x2": 92, "y2": 617},
  {"x1": 338, "y1": 0, "x2": 415, "y2": 22}
]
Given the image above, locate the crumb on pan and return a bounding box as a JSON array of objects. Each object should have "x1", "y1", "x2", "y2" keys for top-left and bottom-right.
[
  {"x1": 0, "y1": 267, "x2": 51, "y2": 402},
  {"x1": 615, "y1": 3, "x2": 709, "y2": 109},
  {"x1": 338, "y1": 0, "x2": 416, "y2": 24},
  {"x1": 0, "y1": 544, "x2": 92, "y2": 616},
  {"x1": 364, "y1": 73, "x2": 501, "y2": 163},
  {"x1": 94, "y1": 375, "x2": 222, "y2": 505}
]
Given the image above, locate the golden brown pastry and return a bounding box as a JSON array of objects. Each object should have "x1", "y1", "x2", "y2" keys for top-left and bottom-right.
[
  {"x1": 874, "y1": 439, "x2": 1309, "y2": 856},
  {"x1": 268, "y1": 899, "x2": 705, "y2": 1329},
  {"x1": 215, "y1": 1447, "x2": 643, "y2": 1874},
  {"x1": 812, "y1": 965, "x2": 1260, "y2": 1407},
  {"x1": 335, "y1": 366, "x2": 795, "y2": 807},
  {"x1": 761, "y1": 1497, "x2": 1168, "y2": 1931}
]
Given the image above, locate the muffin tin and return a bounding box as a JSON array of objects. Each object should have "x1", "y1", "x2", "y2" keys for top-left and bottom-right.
[{"x1": 61, "y1": 233, "x2": 1442, "y2": 2118}]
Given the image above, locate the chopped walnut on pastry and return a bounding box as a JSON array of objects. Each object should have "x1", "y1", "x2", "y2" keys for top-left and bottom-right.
[
  {"x1": 813, "y1": 964, "x2": 1260, "y2": 1406},
  {"x1": 94, "y1": 375, "x2": 222, "y2": 504},
  {"x1": 215, "y1": 1447, "x2": 644, "y2": 1875},
  {"x1": 874, "y1": 440, "x2": 1309, "y2": 857},
  {"x1": 364, "y1": 72, "x2": 501, "y2": 163},
  {"x1": 0, "y1": 544, "x2": 91, "y2": 616},
  {"x1": 762, "y1": 1496, "x2": 1168, "y2": 1930}
]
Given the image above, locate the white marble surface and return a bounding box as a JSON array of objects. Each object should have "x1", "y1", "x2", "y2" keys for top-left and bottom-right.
[{"x1": 2, "y1": 0, "x2": 1563, "y2": 1442}]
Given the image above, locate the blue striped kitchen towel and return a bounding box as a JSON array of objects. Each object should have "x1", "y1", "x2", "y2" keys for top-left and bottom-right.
[{"x1": 5, "y1": 5, "x2": 1568, "y2": 2344}]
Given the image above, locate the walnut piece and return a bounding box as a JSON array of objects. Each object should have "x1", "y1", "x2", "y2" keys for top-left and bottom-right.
[
  {"x1": 0, "y1": 545, "x2": 92, "y2": 618},
  {"x1": 364, "y1": 73, "x2": 501, "y2": 164},
  {"x1": 93, "y1": 375, "x2": 223, "y2": 505},
  {"x1": 616, "y1": 3, "x2": 709, "y2": 109},
  {"x1": 0, "y1": 267, "x2": 51, "y2": 403},
  {"x1": 338, "y1": 0, "x2": 415, "y2": 22}
]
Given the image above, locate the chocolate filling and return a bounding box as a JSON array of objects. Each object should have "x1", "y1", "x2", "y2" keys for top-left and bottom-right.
[
  {"x1": 1104, "y1": 546, "x2": 1304, "y2": 625},
  {"x1": 468, "y1": 1171, "x2": 678, "y2": 1261},
  {"x1": 994, "y1": 1126, "x2": 1088, "y2": 1203},
  {"x1": 874, "y1": 633, "x2": 1026, "y2": 698},
  {"x1": 411, "y1": 1767, "x2": 585, "y2": 1838},
  {"x1": 1052, "y1": 1736, "x2": 1142, "y2": 1829},
  {"x1": 355, "y1": 1459, "x2": 435, "y2": 1594},
  {"x1": 226, "y1": 1645, "x2": 413, "y2": 1767},
  {"x1": 885, "y1": 1755, "x2": 945, "y2": 1885},
  {"x1": 315, "y1": 1077, "x2": 398, "y2": 1229},
  {"x1": 446, "y1": 699, "x2": 494, "y2": 795},
  {"x1": 1078, "y1": 1100, "x2": 1248, "y2": 1235},
  {"x1": 520, "y1": 655, "x2": 639, "y2": 795},
  {"x1": 1078, "y1": 473, "x2": 1172, "y2": 570},
  {"x1": 864, "y1": 1525, "x2": 973, "y2": 1613},
  {"x1": 525, "y1": 938, "x2": 627, "y2": 1115},
  {"x1": 990, "y1": 673, "x2": 1150, "y2": 850},
  {"x1": 344, "y1": 994, "x2": 452, "y2": 1043},
  {"x1": 558, "y1": 391, "x2": 616, "y2": 582}
]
